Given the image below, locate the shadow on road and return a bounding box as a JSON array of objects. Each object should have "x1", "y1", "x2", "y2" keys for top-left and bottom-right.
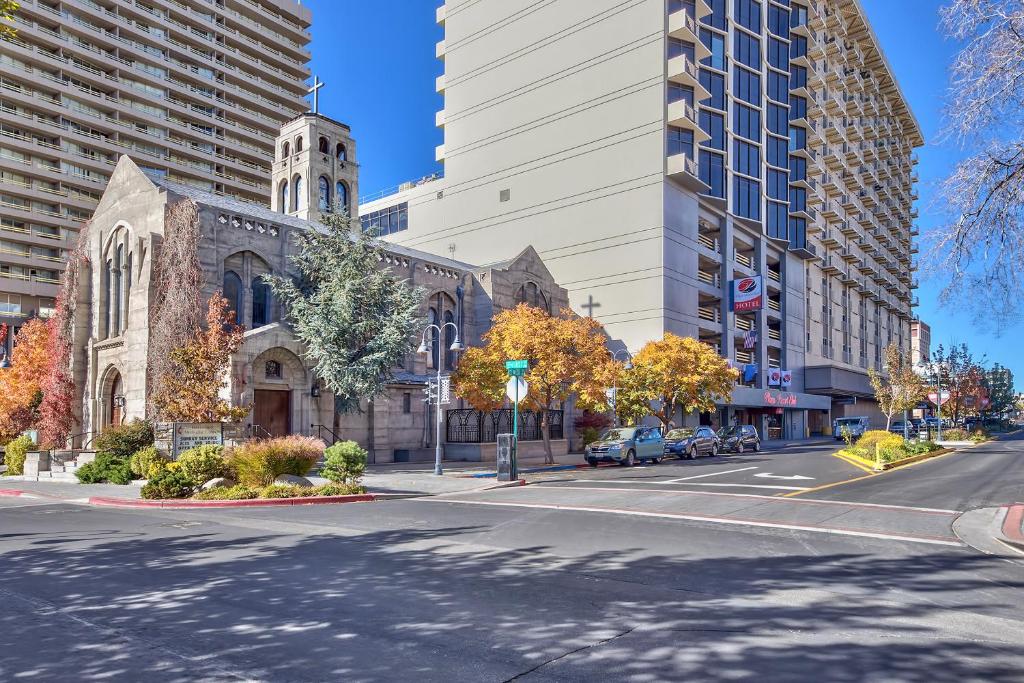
[{"x1": 0, "y1": 509, "x2": 1022, "y2": 681}]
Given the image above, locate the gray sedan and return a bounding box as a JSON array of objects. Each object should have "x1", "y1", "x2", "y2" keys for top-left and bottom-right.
[{"x1": 664, "y1": 426, "x2": 720, "y2": 459}]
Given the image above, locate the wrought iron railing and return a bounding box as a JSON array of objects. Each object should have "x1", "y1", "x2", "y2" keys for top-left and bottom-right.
[
  {"x1": 310, "y1": 424, "x2": 340, "y2": 446},
  {"x1": 446, "y1": 409, "x2": 563, "y2": 444}
]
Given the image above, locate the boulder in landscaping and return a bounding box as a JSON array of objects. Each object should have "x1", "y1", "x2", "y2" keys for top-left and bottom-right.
[
  {"x1": 274, "y1": 474, "x2": 313, "y2": 487},
  {"x1": 200, "y1": 477, "x2": 236, "y2": 491}
]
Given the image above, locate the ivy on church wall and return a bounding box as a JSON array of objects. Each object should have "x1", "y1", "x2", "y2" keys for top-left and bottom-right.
[
  {"x1": 148, "y1": 199, "x2": 203, "y2": 420},
  {"x1": 38, "y1": 228, "x2": 90, "y2": 448}
]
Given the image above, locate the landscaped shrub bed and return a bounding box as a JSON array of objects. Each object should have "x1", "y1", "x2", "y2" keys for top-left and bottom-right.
[
  {"x1": 2, "y1": 434, "x2": 34, "y2": 476},
  {"x1": 190, "y1": 482, "x2": 365, "y2": 501},
  {"x1": 226, "y1": 435, "x2": 323, "y2": 487},
  {"x1": 939, "y1": 428, "x2": 990, "y2": 443},
  {"x1": 842, "y1": 430, "x2": 942, "y2": 465}
]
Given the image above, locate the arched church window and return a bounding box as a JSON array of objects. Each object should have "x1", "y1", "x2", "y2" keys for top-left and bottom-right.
[
  {"x1": 102, "y1": 259, "x2": 111, "y2": 338},
  {"x1": 444, "y1": 309, "x2": 456, "y2": 370},
  {"x1": 318, "y1": 137, "x2": 330, "y2": 154},
  {"x1": 252, "y1": 278, "x2": 271, "y2": 328},
  {"x1": 224, "y1": 270, "x2": 242, "y2": 320},
  {"x1": 295, "y1": 136, "x2": 303, "y2": 152},
  {"x1": 124, "y1": 251, "x2": 132, "y2": 328},
  {"x1": 336, "y1": 181, "x2": 349, "y2": 214},
  {"x1": 336, "y1": 143, "x2": 347, "y2": 162},
  {"x1": 278, "y1": 180, "x2": 288, "y2": 214},
  {"x1": 516, "y1": 282, "x2": 549, "y2": 313},
  {"x1": 292, "y1": 175, "x2": 303, "y2": 212},
  {"x1": 282, "y1": 141, "x2": 290, "y2": 158},
  {"x1": 265, "y1": 360, "x2": 282, "y2": 379},
  {"x1": 113, "y1": 244, "x2": 123, "y2": 333},
  {"x1": 428, "y1": 307, "x2": 439, "y2": 370},
  {"x1": 318, "y1": 176, "x2": 331, "y2": 212}
]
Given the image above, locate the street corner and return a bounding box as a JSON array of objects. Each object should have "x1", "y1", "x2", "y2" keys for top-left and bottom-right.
[{"x1": 953, "y1": 503, "x2": 1024, "y2": 558}]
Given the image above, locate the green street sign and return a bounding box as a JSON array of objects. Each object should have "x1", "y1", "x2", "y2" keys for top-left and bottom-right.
[{"x1": 505, "y1": 359, "x2": 528, "y2": 378}]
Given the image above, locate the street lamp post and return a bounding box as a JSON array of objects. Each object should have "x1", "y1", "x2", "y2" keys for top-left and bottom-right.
[
  {"x1": 417, "y1": 322, "x2": 463, "y2": 476},
  {"x1": 915, "y1": 362, "x2": 943, "y2": 442},
  {"x1": 609, "y1": 349, "x2": 632, "y2": 427}
]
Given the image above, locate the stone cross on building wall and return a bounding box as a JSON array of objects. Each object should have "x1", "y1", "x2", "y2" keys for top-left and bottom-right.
[{"x1": 307, "y1": 76, "x2": 324, "y2": 114}]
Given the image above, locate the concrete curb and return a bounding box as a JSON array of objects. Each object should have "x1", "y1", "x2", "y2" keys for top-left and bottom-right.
[
  {"x1": 87, "y1": 493, "x2": 380, "y2": 509},
  {"x1": 999, "y1": 503, "x2": 1024, "y2": 553},
  {"x1": 834, "y1": 447, "x2": 954, "y2": 472}
]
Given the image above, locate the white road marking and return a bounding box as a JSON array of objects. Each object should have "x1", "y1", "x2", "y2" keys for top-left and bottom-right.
[
  {"x1": 423, "y1": 498, "x2": 963, "y2": 546},
  {"x1": 675, "y1": 482, "x2": 810, "y2": 491},
  {"x1": 528, "y1": 485, "x2": 962, "y2": 514},
  {"x1": 657, "y1": 466, "x2": 758, "y2": 483},
  {"x1": 754, "y1": 473, "x2": 814, "y2": 481}
]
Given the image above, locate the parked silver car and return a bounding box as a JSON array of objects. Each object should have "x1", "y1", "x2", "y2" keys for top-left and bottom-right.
[
  {"x1": 664, "y1": 427, "x2": 720, "y2": 459},
  {"x1": 585, "y1": 426, "x2": 664, "y2": 467}
]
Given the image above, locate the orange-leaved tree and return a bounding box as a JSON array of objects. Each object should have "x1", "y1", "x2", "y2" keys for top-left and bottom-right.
[
  {"x1": 152, "y1": 292, "x2": 249, "y2": 423},
  {"x1": 452, "y1": 304, "x2": 618, "y2": 464},
  {"x1": 0, "y1": 319, "x2": 52, "y2": 442},
  {"x1": 616, "y1": 333, "x2": 738, "y2": 430}
]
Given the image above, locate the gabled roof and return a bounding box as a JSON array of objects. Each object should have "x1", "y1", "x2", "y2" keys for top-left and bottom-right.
[{"x1": 118, "y1": 157, "x2": 477, "y2": 272}]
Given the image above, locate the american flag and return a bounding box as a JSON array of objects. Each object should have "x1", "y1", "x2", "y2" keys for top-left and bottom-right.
[{"x1": 743, "y1": 329, "x2": 757, "y2": 349}]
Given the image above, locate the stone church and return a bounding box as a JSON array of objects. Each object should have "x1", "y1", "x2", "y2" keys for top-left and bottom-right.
[{"x1": 70, "y1": 113, "x2": 569, "y2": 463}]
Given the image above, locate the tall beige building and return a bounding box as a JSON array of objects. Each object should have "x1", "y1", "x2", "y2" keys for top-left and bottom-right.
[
  {"x1": 363, "y1": 0, "x2": 921, "y2": 438},
  {"x1": 0, "y1": 0, "x2": 311, "y2": 350}
]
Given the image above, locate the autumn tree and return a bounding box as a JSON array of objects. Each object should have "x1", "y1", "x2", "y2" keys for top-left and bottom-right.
[
  {"x1": 929, "y1": 1, "x2": 1024, "y2": 326},
  {"x1": 869, "y1": 344, "x2": 927, "y2": 431},
  {"x1": 614, "y1": 333, "x2": 737, "y2": 430},
  {"x1": 982, "y1": 363, "x2": 1015, "y2": 415},
  {"x1": 0, "y1": 1, "x2": 18, "y2": 38},
  {"x1": 0, "y1": 319, "x2": 52, "y2": 442},
  {"x1": 931, "y1": 343, "x2": 986, "y2": 424},
  {"x1": 151, "y1": 292, "x2": 249, "y2": 423},
  {"x1": 265, "y1": 213, "x2": 421, "y2": 437},
  {"x1": 452, "y1": 304, "x2": 617, "y2": 464}
]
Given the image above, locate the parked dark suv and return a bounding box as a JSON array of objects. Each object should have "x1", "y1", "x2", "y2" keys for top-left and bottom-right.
[
  {"x1": 664, "y1": 426, "x2": 720, "y2": 459},
  {"x1": 718, "y1": 425, "x2": 761, "y2": 453}
]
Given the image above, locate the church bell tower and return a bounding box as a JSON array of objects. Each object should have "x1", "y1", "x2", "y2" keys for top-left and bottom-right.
[{"x1": 271, "y1": 83, "x2": 358, "y2": 223}]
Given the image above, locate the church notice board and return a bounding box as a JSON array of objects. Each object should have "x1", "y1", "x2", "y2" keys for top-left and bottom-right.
[{"x1": 156, "y1": 423, "x2": 225, "y2": 458}]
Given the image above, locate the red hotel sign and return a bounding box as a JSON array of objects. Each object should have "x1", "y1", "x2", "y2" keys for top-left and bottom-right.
[{"x1": 763, "y1": 390, "x2": 798, "y2": 407}]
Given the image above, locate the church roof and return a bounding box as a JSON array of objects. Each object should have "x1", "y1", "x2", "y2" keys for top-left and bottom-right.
[{"x1": 143, "y1": 169, "x2": 476, "y2": 272}]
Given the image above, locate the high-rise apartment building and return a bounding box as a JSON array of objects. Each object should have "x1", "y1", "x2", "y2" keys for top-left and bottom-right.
[
  {"x1": 0, "y1": 0, "x2": 311, "y2": 349},
  {"x1": 362, "y1": 0, "x2": 921, "y2": 437},
  {"x1": 911, "y1": 318, "x2": 930, "y2": 367}
]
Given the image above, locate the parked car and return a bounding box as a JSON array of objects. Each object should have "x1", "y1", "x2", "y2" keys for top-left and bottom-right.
[
  {"x1": 664, "y1": 426, "x2": 720, "y2": 459},
  {"x1": 585, "y1": 426, "x2": 664, "y2": 467},
  {"x1": 833, "y1": 416, "x2": 870, "y2": 440},
  {"x1": 717, "y1": 425, "x2": 761, "y2": 453},
  {"x1": 888, "y1": 420, "x2": 918, "y2": 436}
]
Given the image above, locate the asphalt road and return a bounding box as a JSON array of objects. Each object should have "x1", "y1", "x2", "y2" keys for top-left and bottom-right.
[
  {"x1": 2, "y1": 482, "x2": 1024, "y2": 682},
  {"x1": 803, "y1": 432, "x2": 1024, "y2": 510}
]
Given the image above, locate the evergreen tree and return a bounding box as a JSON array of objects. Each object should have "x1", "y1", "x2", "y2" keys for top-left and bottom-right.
[{"x1": 265, "y1": 214, "x2": 422, "y2": 436}]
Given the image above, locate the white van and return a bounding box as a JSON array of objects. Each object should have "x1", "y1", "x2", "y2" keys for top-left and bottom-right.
[{"x1": 833, "y1": 416, "x2": 870, "y2": 440}]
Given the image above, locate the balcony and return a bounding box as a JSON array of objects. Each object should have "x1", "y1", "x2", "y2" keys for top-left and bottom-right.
[
  {"x1": 436, "y1": 4, "x2": 446, "y2": 25},
  {"x1": 436, "y1": 40, "x2": 446, "y2": 60},
  {"x1": 821, "y1": 198, "x2": 842, "y2": 220},
  {"x1": 821, "y1": 228, "x2": 841, "y2": 248},
  {"x1": 666, "y1": 153, "x2": 708, "y2": 192},
  {"x1": 697, "y1": 269, "x2": 722, "y2": 289},
  {"x1": 822, "y1": 255, "x2": 841, "y2": 274},
  {"x1": 667, "y1": 100, "x2": 710, "y2": 144},
  {"x1": 667, "y1": 55, "x2": 710, "y2": 98},
  {"x1": 668, "y1": 11, "x2": 709, "y2": 59},
  {"x1": 698, "y1": 305, "x2": 722, "y2": 326},
  {"x1": 790, "y1": 241, "x2": 819, "y2": 260}
]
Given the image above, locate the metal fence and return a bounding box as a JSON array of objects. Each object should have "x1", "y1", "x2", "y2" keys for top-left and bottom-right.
[{"x1": 446, "y1": 409, "x2": 564, "y2": 443}]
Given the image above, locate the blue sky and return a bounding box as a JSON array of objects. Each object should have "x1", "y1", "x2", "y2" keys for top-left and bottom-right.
[{"x1": 304, "y1": 1, "x2": 1017, "y2": 387}]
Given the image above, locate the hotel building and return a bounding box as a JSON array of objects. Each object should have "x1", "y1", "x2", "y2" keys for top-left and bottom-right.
[
  {"x1": 0, "y1": 0, "x2": 311, "y2": 349},
  {"x1": 362, "y1": 0, "x2": 922, "y2": 438}
]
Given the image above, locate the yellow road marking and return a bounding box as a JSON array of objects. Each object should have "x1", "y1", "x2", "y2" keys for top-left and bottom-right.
[
  {"x1": 831, "y1": 451, "x2": 877, "y2": 474},
  {"x1": 785, "y1": 447, "x2": 966, "y2": 498}
]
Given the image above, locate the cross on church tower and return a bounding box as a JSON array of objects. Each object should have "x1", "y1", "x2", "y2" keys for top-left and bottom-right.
[
  {"x1": 581, "y1": 295, "x2": 601, "y2": 318},
  {"x1": 307, "y1": 76, "x2": 324, "y2": 114}
]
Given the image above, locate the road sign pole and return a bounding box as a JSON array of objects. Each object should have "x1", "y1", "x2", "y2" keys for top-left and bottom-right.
[{"x1": 512, "y1": 380, "x2": 519, "y2": 480}]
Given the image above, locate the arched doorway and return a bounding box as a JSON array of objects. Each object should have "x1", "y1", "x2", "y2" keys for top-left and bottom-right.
[
  {"x1": 109, "y1": 371, "x2": 123, "y2": 427},
  {"x1": 249, "y1": 347, "x2": 307, "y2": 437}
]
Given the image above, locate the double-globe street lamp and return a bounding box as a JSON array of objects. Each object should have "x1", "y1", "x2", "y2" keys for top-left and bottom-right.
[
  {"x1": 608, "y1": 349, "x2": 632, "y2": 427},
  {"x1": 914, "y1": 361, "x2": 943, "y2": 442},
  {"x1": 417, "y1": 322, "x2": 463, "y2": 476}
]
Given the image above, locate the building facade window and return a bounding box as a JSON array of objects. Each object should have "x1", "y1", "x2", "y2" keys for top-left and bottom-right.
[
  {"x1": 278, "y1": 180, "x2": 288, "y2": 213},
  {"x1": 336, "y1": 143, "x2": 347, "y2": 161},
  {"x1": 318, "y1": 176, "x2": 331, "y2": 211},
  {"x1": 318, "y1": 136, "x2": 330, "y2": 154},
  {"x1": 734, "y1": 104, "x2": 762, "y2": 141},
  {"x1": 699, "y1": 150, "x2": 726, "y2": 198},
  {"x1": 292, "y1": 175, "x2": 303, "y2": 212},
  {"x1": 699, "y1": 110, "x2": 726, "y2": 149},
  {"x1": 733, "y1": 140, "x2": 761, "y2": 177},
  {"x1": 360, "y1": 203, "x2": 408, "y2": 235},
  {"x1": 733, "y1": 176, "x2": 761, "y2": 220},
  {"x1": 336, "y1": 181, "x2": 349, "y2": 214},
  {"x1": 224, "y1": 270, "x2": 242, "y2": 319},
  {"x1": 733, "y1": 30, "x2": 761, "y2": 69},
  {"x1": 668, "y1": 126, "x2": 695, "y2": 159},
  {"x1": 252, "y1": 279, "x2": 271, "y2": 328},
  {"x1": 734, "y1": 0, "x2": 762, "y2": 32},
  {"x1": 734, "y1": 66, "x2": 761, "y2": 106},
  {"x1": 700, "y1": 28, "x2": 726, "y2": 70}
]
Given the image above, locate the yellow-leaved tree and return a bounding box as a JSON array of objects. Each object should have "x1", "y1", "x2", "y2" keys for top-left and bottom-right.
[
  {"x1": 452, "y1": 304, "x2": 618, "y2": 464},
  {"x1": 0, "y1": 319, "x2": 52, "y2": 442},
  {"x1": 616, "y1": 333, "x2": 738, "y2": 430},
  {"x1": 869, "y1": 343, "x2": 927, "y2": 431}
]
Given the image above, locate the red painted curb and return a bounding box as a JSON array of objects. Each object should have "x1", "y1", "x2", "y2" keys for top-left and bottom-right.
[
  {"x1": 87, "y1": 493, "x2": 378, "y2": 509},
  {"x1": 1001, "y1": 504, "x2": 1024, "y2": 545},
  {"x1": 0, "y1": 489, "x2": 29, "y2": 497}
]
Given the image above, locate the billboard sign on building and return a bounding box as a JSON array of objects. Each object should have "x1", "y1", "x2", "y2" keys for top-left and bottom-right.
[{"x1": 731, "y1": 276, "x2": 763, "y2": 312}]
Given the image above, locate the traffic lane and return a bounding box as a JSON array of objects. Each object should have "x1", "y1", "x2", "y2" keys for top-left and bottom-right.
[
  {"x1": 3, "y1": 496, "x2": 1023, "y2": 682},
  {"x1": 433, "y1": 485, "x2": 963, "y2": 546},
  {"x1": 529, "y1": 442, "x2": 864, "y2": 494},
  {"x1": 800, "y1": 434, "x2": 1024, "y2": 510}
]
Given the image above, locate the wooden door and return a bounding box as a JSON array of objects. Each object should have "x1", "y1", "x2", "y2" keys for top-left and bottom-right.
[
  {"x1": 254, "y1": 390, "x2": 291, "y2": 437},
  {"x1": 110, "y1": 374, "x2": 123, "y2": 427}
]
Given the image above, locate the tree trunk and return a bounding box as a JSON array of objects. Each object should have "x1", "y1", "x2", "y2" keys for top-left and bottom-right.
[
  {"x1": 885, "y1": 413, "x2": 892, "y2": 431},
  {"x1": 540, "y1": 409, "x2": 553, "y2": 465}
]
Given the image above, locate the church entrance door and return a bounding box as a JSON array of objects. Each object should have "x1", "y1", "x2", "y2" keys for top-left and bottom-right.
[{"x1": 254, "y1": 390, "x2": 291, "y2": 437}]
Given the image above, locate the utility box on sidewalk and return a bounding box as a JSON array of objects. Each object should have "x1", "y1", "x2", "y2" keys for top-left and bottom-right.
[{"x1": 496, "y1": 433, "x2": 517, "y2": 482}]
